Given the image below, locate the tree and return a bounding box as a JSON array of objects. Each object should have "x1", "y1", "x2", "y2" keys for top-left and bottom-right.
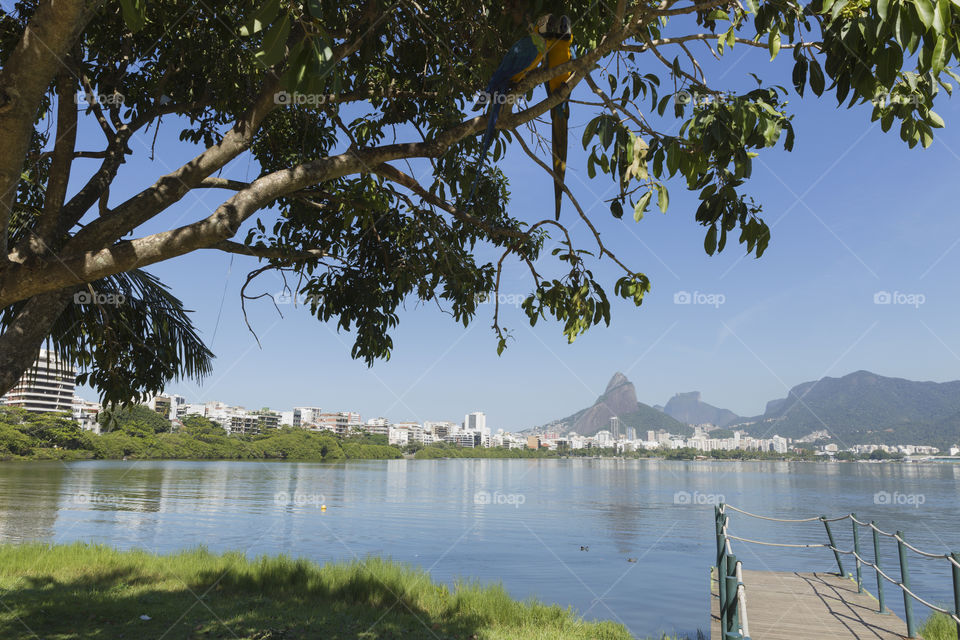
[
  {"x1": 1, "y1": 0, "x2": 956, "y2": 400},
  {"x1": 98, "y1": 403, "x2": 172, "y2": 435}
]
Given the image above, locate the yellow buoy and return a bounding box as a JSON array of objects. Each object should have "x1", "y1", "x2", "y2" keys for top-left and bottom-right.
[{"x1": 321, "y1": 504, "x2": 327, "y2": 512}]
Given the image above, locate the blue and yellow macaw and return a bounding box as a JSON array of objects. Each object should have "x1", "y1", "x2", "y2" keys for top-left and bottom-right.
[
  {"x1": 468, "y1": 15, "x2": 552, "y2": 203},
  {"x1": 543, "y1": 15, "x2": 572, "y2": 220}
]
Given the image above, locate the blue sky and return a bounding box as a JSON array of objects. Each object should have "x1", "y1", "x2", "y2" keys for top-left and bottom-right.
[{"x1": 66, "y1": 30, "x2": 960, "y2": 431}]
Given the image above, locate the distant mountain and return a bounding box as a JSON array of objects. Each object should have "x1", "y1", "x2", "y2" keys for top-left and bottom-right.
[
  {"x1": 662, "y1": 391, "x2": 741, "y2": 427},
  {"x1": 538, "y1": 372, "x2": 689, "y2": 437},
  {"x1": 740, "y1": 370, "x2": 960, "y2": 448}
]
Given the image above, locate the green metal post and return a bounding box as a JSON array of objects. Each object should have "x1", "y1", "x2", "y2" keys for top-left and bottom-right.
[
  {"x1": 716, "y1": 506, "x2": 726, "y2": 627},
  {"x1": 725, "y1": 554, "x2": 739, "y2": 636},
  {"x1": 716, "y1": 506, "x2": 725, "y2": 567},
  {"x1": 873, "y1": 522, "x2": 885, "y2": 613},
  {"x1": 852, "y1": 514, "x2": 863, "y2": 592},
  {"x1": 897, "y1": 531, "x2": 916, "y2": 638},
  {"x1": 951, "y1": 552, "x2": 960, "y2": 640},
  {"x1": 822, "y1": 516, "x2": 846, "y2": 576}
]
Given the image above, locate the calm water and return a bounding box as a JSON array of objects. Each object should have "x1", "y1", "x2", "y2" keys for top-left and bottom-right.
[{"x1": 1, "y1": 459, "x2": 958, "y2": 637}]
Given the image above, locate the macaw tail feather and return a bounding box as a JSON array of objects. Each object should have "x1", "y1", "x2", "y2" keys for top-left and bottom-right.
[
  {"x1": 467, "y1": 99, "x2": 504, "y2": 205},
  {"x1": 551, "y1": 103, "x2": 568, "y2": 220}
]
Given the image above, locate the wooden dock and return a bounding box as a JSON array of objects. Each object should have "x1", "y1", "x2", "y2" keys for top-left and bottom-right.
[{"x1": 710, "y1": 569, "x2": 912, "y2": 639}]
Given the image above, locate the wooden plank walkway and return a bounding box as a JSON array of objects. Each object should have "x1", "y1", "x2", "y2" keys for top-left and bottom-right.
[{"x1": 710, "y1": 569, "x2": 913, "y2": 639}]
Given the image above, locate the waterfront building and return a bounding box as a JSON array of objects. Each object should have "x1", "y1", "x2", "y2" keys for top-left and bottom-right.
[{"x1": 2, "y1": 349, "x2": 75, "y2": 413}]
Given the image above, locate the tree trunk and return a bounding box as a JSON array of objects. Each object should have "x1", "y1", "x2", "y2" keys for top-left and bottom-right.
[{"x1": 0, "y1": 291, "x2": 73, "y2": 396}]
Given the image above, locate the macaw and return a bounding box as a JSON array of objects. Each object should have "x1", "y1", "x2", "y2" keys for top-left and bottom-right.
[
  {"x1": 468, "y1": 14, "x2": 552, "y2": 204},
  {"x1": 542, "y1": 15, "x2": 572, "y2": 220}
]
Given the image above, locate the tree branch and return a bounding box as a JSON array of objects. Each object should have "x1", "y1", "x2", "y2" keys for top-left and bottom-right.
[
  {"x1": 211, "y1": 239, "x2": 330, "y2": 261},
  {"x1": 34, "y1": 69, "x2": 78, "y2": 253},
  {"x1": 0, "y1": 0, "x2": 97, "y2": 261}
]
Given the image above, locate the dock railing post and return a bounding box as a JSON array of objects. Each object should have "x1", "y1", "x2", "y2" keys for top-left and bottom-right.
[
  {"x1": 822, "y1": 516, "x2": 846, "y2": 576},
  {"x1": 725, "y1": 553, "x2": 739, "y2": 637},
  {"x1": 951, "y1": 552, "x2": 960, "y2": 640},
  {"x1": 872, "y1": 522, "x2": 885, "y2": 613},
  {"x1": 716, "y1": 505, "x2": 727, "y2": 628},
  {"x1": 852, "y1": 513, "x2": 863, "y2": 593},
  {"x1": 896, "y1": 531, "x2": 916, "y2": 638}
]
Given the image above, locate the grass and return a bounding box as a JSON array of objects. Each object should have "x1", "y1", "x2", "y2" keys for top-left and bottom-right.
[
  {"x1": 921, "y1": 612, "x2": 960, "y2": 640},
  {"x1": 0, "y1": 542, "x2": 696, "y2": 640}
]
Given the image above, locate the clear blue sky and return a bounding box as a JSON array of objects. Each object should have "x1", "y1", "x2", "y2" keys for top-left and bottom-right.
[{"x1": 69, "y1": 34, "x2": 960, "y2": 431}]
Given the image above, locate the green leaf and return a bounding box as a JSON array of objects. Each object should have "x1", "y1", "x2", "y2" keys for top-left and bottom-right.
[
  {"x1": 931, "y1": 36, "x2": 947, "y2": 74},
  {"x1": 792, "y1": 58, "x2": 808, "y2": 96},
  {"x1": 118, "y1": 0, "x2": 146, "y2": 32},
  {"x1": 240, "y1": 0, "x2": 281, "y2": 36},
  {"x1": 255, "y1": 13, "x2": 291, "y2": 68},
  {"x1": 768, "y1": 29, "x2": 781, "y2": 61},
  {"x1": 878, "y1": 0, "x2": 890, "y2": 20},
  {"x1": 666, "y1": 143, "x2": 680, "y2": 176},
  {"x1": 809, "y1": 59, "x2": 825, "y2": 96},
  {"x1": 913, "y1": 0, "x2": 935, "y2": 30},
  {"x1": 655, "y1": 184, "x2": 669, "y2": 213},
  {"x1": 634, "y1": 191, "x2": 652, "y2": 221},
  {"x1": 830, "y1": 0, "x2": 851, "y2": 19},
  {"x1": 928, "y1": 110, "x2": 945, "y2": 127},
  {"x1": 610, "y1": 199, "x2": 624, "y2": 219},
  {"x1": 726, "y1": 26, "x2": 736, "y2": 49},
  {"x1": 582, "y1": 117, "x2": 599, "y2": 149},
  {"x1": 933, "y1": 0, "x2": 950, "y2": 32},
  {"x1": 745, "y1": 0, "x2": 760, "y2": 12},
  {"x1": 704, "y1": 225, "x2": 718, "y2": 255}
]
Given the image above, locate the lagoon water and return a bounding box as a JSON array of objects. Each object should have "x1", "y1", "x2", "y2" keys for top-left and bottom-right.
[{"x1": 1, "y1": 459, "x2": 958, "y2": 637}]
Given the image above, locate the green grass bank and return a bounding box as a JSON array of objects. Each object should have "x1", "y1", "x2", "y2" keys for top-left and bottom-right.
[{"x1": 0, "y1": 542, "x2": 701, "y2": 640}]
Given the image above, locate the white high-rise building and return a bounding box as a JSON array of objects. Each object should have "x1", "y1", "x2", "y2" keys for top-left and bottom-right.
[
  {"x1": 610, "y1": 416, "x2": 621, "y2": 439},
  {"x1": 296, "y1": 407, "x2": 324, "y2": 426},
  {"x1": 595, "y1": 430, "x2": 613, "y2": 447},
  {"x1": 464, "y1": 411, "x2": 486, "y2": 432},
  {"x1": 1, "y1": 349, "x2": 75, "y2": 413},
  {"x1": 772, "y1": 435, "x2": 788, "y2": 454}
]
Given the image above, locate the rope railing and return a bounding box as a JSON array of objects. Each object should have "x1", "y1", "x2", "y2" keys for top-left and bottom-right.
[
  {"x1": 716, "y1": 503, "x2": 960, "y2": 639},
  {"x1": 734, "y1": 506, "x2": 960, "y2": 566}
]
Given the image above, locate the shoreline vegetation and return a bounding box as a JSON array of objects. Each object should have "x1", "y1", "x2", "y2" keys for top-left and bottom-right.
[
  {"x1": 0, "y1": 542, "x2": 680, "y2": 640},
  {"x1": 0, "y1": 407, "x2": 924, "y2": 464}
]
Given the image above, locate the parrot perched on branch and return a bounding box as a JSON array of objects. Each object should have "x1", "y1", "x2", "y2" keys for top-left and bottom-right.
[
  {"x1": 468, "y1": 14, "x2": 552, "y2": 204},
  {"x1": 542, "y1": 14, "x2": 572, "y2": 220}
]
